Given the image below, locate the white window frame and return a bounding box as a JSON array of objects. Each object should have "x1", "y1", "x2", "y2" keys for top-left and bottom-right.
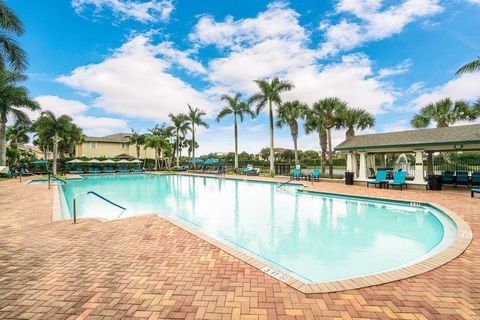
[
  {"x1": 90, "y1": 142, "x2": 97, "y2": 149},
  {"x1": 121, "y1": 142, "x2": 127, "y2": 149}
]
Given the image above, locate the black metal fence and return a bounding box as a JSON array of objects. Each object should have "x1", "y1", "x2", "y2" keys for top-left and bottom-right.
[{"x1": 433, "y1": 163, "x2": 480, "y2": 174}]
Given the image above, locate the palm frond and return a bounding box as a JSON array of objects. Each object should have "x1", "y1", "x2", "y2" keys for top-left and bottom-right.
[{"x1": 456, "y1": 57, "x2": 480, "y2": 74}]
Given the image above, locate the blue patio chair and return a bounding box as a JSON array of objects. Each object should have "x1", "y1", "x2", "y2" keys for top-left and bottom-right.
[
  {"x1": 118, "y1": 166, "x2": 129, "y2": 173},
  {"x1": 87, "y1": 167, "x2": 95, "y2": 174},
  {"x1": 441, "y1": 171, "x2": 454, "y2": 185},
  {"x1": 455, "y1": 171, "x2": 469, "y2": 187},
  {"x1": 471, "y1": 172, "x2": 480, "y2": 187},
  {"x1": 471, "y1": 188, "x2": 480, "y2": 198},
  {"x1": 366, "y1": 170, "x2": 387, "y2": 188},
  {"x1": 292, "y1": 168, "x2": 301, "y2": 180},
  {"x1": 310, "y1": 168, "x2": 320, "y2": 182},
  {"x1": 69, "y1": 167, "x2": 83, "y2": 174},
  {"x1": 388, "y1": 171, "x2": 408, "y2": 190}
]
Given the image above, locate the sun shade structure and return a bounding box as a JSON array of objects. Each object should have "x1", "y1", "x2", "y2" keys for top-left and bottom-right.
[
  {"x1": 87, "y1": 159, "x2": 101, "y2": 163},
  {"x1": 203, "y1": 158, "x2": 220, "y2": 165},
  {"x1": 101, "y1": 159, "x2": 116, "y2": 163},
  {"x1": 189, "y1": 158, "x2": 203, "y2": 164},
  {"x1": 66, "y1": 159, "x2": 84, "y2": 163},
  {"x1": 130, "y1": 159, "x2": 142, "y2": 163},
  {"x1": 31, "y1": 160, "x2": 50, "y2": 164},
  {"x1": 117, "y1": 159, "x2": 130, "y2": 163},
  {"x1": 334, "y1": 124, "x2": 480, "y2": 185}
]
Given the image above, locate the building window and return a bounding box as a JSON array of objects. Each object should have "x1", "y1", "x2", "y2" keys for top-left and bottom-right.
[
  {"x1": 121, "y1": 142, "x2": 127, "y2": 149},
  {"x1": 90, "y1": 142, "x2": 97, "y2": 149}
]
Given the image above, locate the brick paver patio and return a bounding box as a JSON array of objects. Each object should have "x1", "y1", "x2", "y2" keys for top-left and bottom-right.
[{"x1": 0, "y1": 176, "x2": 479, "y2": 319}]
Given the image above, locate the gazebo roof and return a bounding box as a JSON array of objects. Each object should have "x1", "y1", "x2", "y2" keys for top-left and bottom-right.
[{"x1": 335, "y1": 124, "x2": 480, "y2": 153}]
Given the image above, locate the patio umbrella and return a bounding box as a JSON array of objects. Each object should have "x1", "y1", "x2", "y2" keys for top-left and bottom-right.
[
  {"x1": 31, "y1": 159, "x2": 49, "y2": 164},
  {"x1": 117, "y1": 159, "x2": 130, "y2": 163},
  {"x1": 87, "y1": 159, "x2": 101, "y2": 163},
  {"x1": 66, "y1": 159, "x2": 83, "y2": 163},
  {"x1": 130, "y1": 159, "x2": 142, "y2": 163},
  {"x1": 189, "y1": 158, "x2": 203, "y2": 164},
  {"x1": 101, "y1": 159, "x2": 116, "y2": 163}
]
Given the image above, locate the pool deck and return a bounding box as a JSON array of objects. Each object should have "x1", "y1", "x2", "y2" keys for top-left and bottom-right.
[{"x1": 1, "y1": 175, "x2": 479, "y2": 319}]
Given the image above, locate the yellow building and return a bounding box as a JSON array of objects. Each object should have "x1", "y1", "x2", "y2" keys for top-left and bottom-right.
[{"x1": 75, "y1": 133, "x2": 156, "y2": 159}]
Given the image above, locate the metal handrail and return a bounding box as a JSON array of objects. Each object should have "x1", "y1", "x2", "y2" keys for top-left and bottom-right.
[
  {"x1": 276, "y1": 177, "x2": 294, "y2": 189},
  {"x1": 73, "y1": 191, "x2": 126, "y2": 223}
]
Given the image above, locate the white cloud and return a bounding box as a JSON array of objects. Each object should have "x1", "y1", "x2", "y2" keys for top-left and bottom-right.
[
  {"x1": 320, "y1": 0, "x2": 443, "y2": 55},
  {"x1": 377, "y1": 59, "x2": 411, "y2": 78},
  {"x1": 413, "y1": 72, "x2": 480, "y2": 108},
  {"x1": 58, "y1": 35, "x2": 216, "y2": 122},
  {"x1": 71, "y1": 0, "x2": 174, "y2": 23},
  {"x1": 33, "y1": 95, "x2": 129, "y2": 136},
  {"x1": 467, "y1": 0, "x2": 480, "y2": 4}
]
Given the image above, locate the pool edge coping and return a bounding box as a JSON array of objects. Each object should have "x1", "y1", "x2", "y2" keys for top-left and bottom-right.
[{"x1": 53, "y1": 173, "x2": 474, "y2": 294}]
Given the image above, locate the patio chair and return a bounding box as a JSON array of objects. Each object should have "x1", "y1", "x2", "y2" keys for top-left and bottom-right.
[
  {"x1": 92, "y1": 167, "x2": 101, "y2": 173},
  {"x1": 471, "y1": 172, "x2": 480, "y2": 187},
  {"x1": 455, "y1": 171, "x2": 469, "y2": 187},
  {"x1": 69, "y1": 167, "x2": 83, "y2": 174},
  {"x1": 87, "y1": 167, "x2": 96, "y2": 174},
  {"x1": 310, "y1": 168, "x2": 320, "y2": 182},
  {"x1": 104, "y1": 166, "x2": 115, "y2": 173},
  {"x1": 366, "y1": 170, "x2": 387, "y2": 188},
  {"x1": 368, "y1": 168, "x2": 376, "y2": 179},
  {"x1": 292, "y1": 168, "x2": 301, "y2": 180},
  {"x1": 388, "y1": 171, "x2": 408, "y2": 190},
  {"x1": 118, "y1": 166, "x2": 129, "y2": 173},
  {"x1": 471, "y1": 188, "x2": 480, "y2": 198},
  {"x1": 131, "y1": 166, "x2": 141, "y2": 172},
  {"x1": 246, "y1": 168, "x2": 259, "y2": 176},
  {"x1": 441, "y1": 171, "x2": 454, "y2": 186}
]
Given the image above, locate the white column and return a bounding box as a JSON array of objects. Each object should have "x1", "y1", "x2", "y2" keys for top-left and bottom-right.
[
  {"x1": 358, "y1": 152, "x2": 368, "y2": 180},
  {"x1": 346, "y1": 153, "x2": 354, "y2": 172},
  {"x1": 352, "y1": 153, "x2": 358, "y2": 178},
  {"x1": 413, "y1": 150, "x2": 425, "y2": 184}
]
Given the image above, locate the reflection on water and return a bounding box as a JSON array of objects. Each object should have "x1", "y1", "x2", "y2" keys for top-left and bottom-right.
[{"x1": 62, "y1": 174, "x2": 448, "y2": 282}]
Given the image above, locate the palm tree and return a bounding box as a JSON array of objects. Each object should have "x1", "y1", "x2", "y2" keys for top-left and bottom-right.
[
  {"x1": 63, "y1": 123, "x2": 83, "y2": 157},
  {"x1": 168, "y1": 113, "x2": 189, "y2": 167},
  {"x1": 216, "y1": 93, "x2": 255, "y2": 170},
  {"x1": 0, "y1": 1, "x2": 27, "y2": 70},
  {"x1": 276, "y1": 100, "x2": 308, "y2": 165},
  {"x1": 6, "y1": 119, "x2": 30, "y2": 148},
  {"x1": 411, "y1": 98, "x2": 476, "y2": 128},
  {"x1": 0, "y1": 70, "x2": 39, "y2": 165},
  {"x1": 186, "y1": 104, "x2": 209, "y2": 161},
  {"x1": 304, "y1": 108, "x2": 327, "y2": 174},
  {"x1": 33, "y1": 111, "x2": 76, "y2": 175},
  {"x1": 127, "y1": 129, "x2": 145, "y2": 159},
  {"x1": 249, "y1": 77, "x2": 294, "y2": 175},
  {"x1": 311, "y1": 97, "x2": 348, "y2": 177},
  {"x1": 337, "y1": 107, "x2": 375, "y2": 140},
  {"x1": 456, "y1": 57, "x2": 480, "y2": 74},
  {"x1": 144, "y1": 134, "x2": 170, "y2": 170},
  {"x1": 184, "y1": 139, "x2": 198, "y2": 158}
]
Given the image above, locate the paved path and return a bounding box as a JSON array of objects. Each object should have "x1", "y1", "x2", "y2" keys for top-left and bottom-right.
[{"x1": 0, "y1": 177, "x2": 478, "y2": 319}]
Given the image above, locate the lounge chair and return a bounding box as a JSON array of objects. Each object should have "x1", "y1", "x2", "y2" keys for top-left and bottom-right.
[
  {"x1": 87, "y1": 167, "x2": 96, "y2": 174},
  {"x1": 366, "y1": 170, "x2": 387, "y2": 188},
  {"x1": 292, "y1": 168, "x2": 301, "y2": 180},
  {"x1": 93, "y1": 167, "x2": 101, "y2": 173},
  {"x1": 455, "y1": 171, "x2": 469, "y2": 187},
  {"x1": 131, "y1": 166, "x2": 141, "y2": 172},
  {"x1": 388, "y1": 171, "x2": 408, "y2": 190},
  {"x1": 246, "y1": 168, "x2": 259, "y2": 176},
  {"x1": 310, "y1": 168, "x2": 320, "y2": 182},
  {"x1": 471, "y1": 172, "x2": 480, "y2": 187},
  {"x1": 471, "y1": 188, "x2": 480, "y2": 198},
  {"x1": 118, "y1": 166, "x2": 129, "y2": 173},
  {"x1": 20, "y1": 168, "x2": 32, "y2": 176},
  {"x1": 69, "y1": 167, "x2": 83, "y2": 174},
  {"x1": 441, "y1": 171, "x2": 454, "y2": 186},
  {"x1": 103, "y1": 166, "x2": 115, "y2": 173}
]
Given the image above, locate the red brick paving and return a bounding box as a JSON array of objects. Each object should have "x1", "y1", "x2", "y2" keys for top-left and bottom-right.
[{"x1": 0, "y1": 177, "x2": 479, "y2": 319}]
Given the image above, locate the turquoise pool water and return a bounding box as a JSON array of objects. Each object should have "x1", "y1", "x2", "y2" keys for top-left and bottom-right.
[{"x1": 60, "y1": 174, "x2": 457, "y2": 283}]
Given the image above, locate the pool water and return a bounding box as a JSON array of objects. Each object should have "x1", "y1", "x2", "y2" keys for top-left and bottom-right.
[{"x1": 60, "y1": 174, "x2": 457, "y2": 283}]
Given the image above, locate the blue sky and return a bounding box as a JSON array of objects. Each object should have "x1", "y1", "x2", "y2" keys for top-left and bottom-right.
[{"x1": 10, "y1": 0, "x2": 480, "y2": 154}]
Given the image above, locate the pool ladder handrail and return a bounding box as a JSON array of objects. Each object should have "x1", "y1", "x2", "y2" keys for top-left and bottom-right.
[
  {"x1": 73, "y1": 191, "x2": 126, "y2": 223},
  {"x1": 276, "y1": 177, "x2": 293, "y2": 189}
]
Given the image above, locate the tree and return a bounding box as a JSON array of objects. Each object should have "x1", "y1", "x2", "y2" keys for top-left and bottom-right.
[
  {"x1": 168, "y1": 113, "x2": 189, "y2": 167},
  {"x1": 337, "y1": 107, "x2": 375, "y2": 140},
  {"x1": 62, "y1": 122, "x2": 83, "y2": 157},
  {"x1": 127, "y1": 129, "x2": 145, "y2": 159},
  {"x1": 456, "y1": 57, "x2": 480, "y2": 74},
  {"x1": 6, "y1": 119, "x2": 30, "y2": 148},
  {"x1": 216, "y1": 93, "x2": 255, "y2": 170},
  {"x1": 33, "y1": 111, "x2": 76, "y2": 175},
  {"x1": 144, "y1": 134, "x2": 170, "y2": 170},
  {"x1": 186, "y1": 104, "x2": 208, "y2": 161},
  {"x1": 249, "y1": 77, "x2": 294, "y2": 175},
  {"x1": 0, "y1": 1, "x2": 27, "y2": 70},
  {"x1": 411, "y1": 98, "x2": 476, "y2": 128},
  {"x1": 185, "y1": 139, "x2": 198, "y2": 158},
  {"x1": 276, "y1": 100, "x2": 308, "y2": 165},
  {"x1": 0, "y1": 70, "x2": 39, "y2": 165}
]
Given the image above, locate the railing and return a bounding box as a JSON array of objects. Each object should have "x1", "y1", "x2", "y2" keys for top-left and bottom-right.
[
  {"x1": 73, "y1": 191, "x2": 126, "y2": 223},
  {"x1": 433, "y1": 163, "x2": 480, "y2": 174},
  {"x1": 276, "y1": 177, "x2": 294, "y2": 189}
]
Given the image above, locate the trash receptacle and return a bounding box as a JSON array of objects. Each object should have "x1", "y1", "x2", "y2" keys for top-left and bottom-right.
[
  {"x1": 345, "y1": 172, "x2": 354, "y2": 185},
  {"x1": 427, "y1": 174, "x2": 442, "y2": 190}
]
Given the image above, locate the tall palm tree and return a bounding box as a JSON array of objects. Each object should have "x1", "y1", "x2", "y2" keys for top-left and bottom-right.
[
  {"x1": 312, "y1": 97, "x2": 348, "y2": 177},
  {"x1": 411, "y1": 98, "x2": 476, "y2": 128},
  {"x1": 304, "y1": 108, "x2": 327, "y2": 174},
  {"x1": 0, "y1": 70, "x2": 39, "y2": 165},
  {"x1": 144, "y1": 134, "x2": 170, "y2": 170},
  {"x1": 216, "y1": 93, "x2": 255, "y2": 170},
  {"x1": 63, "y1": 123, "x2": 83, "y2": 157},
  {"x1": 6, "y1": 119, "x2": 30, "y2": 148},
  {"x1": 0, "y1": 1, "x2": 27, "y2": 70},
  {"x1": 169, "y1": 113, "x2": 189, "y2": 167},
  {"x1": 127, "y1": 129, "x2": 145, "y2": 159},
  {"x1": 456, "y1": 57, "x2": 480, "y2": 74},
  {"x1": 33, "y1": 111, "x2": 76, "y2": 175},
  {"x1": 249, "y1": 77, "x2": 294, "y2": 175},
  {"x1": 337, "y1": 107, "x2": 375, "y2": 140},
  {"x1": 186, "y1": 104, "x2": 208, "y2": 161},
  {"x1": 276, "y1": 100, "x2": 308, "y2": 165}
]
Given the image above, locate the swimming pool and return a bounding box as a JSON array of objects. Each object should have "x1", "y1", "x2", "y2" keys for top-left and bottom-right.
[{"x1": 59, "y1": 173, "x2": 458, "y2": 285}]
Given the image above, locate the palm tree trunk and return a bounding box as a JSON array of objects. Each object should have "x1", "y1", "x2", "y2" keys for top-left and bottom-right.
[
  {"x1": 319, "y1": 131, "x2": 327, "y2": 174},
  {"x1": 136, "y1": 145, "x2": 140, "y2": 159},
  {"x1": 52, "y1": 134, "x2": 59, "y2": 176},
  {"x1": 268, "y1": 99, "x2": 275, "y2": 175},
  {"x1": 290, "y1": 120, "x2": 299, "y2": 165},
  {"x1": 234, "y1": 114, "x2": 239, "y2": 170},
  {"x1": 192, "y1": 125, "x2": 196, "y2": 169},
  {"x1": 176, "y1": 129, "x2": 180, "y2": 167},
  {"x1": 327, "y1": 129, "x2": 333, "y2": 178},
  {"x1": 154, "y1": 149, "x2": 159, "y2": 170},
  {"x1": 0, "y1": 117, "x2": 7, "y2": 166},
  {"x1": 346, "y1": 127, "x2": 355, "y2": 140}
]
